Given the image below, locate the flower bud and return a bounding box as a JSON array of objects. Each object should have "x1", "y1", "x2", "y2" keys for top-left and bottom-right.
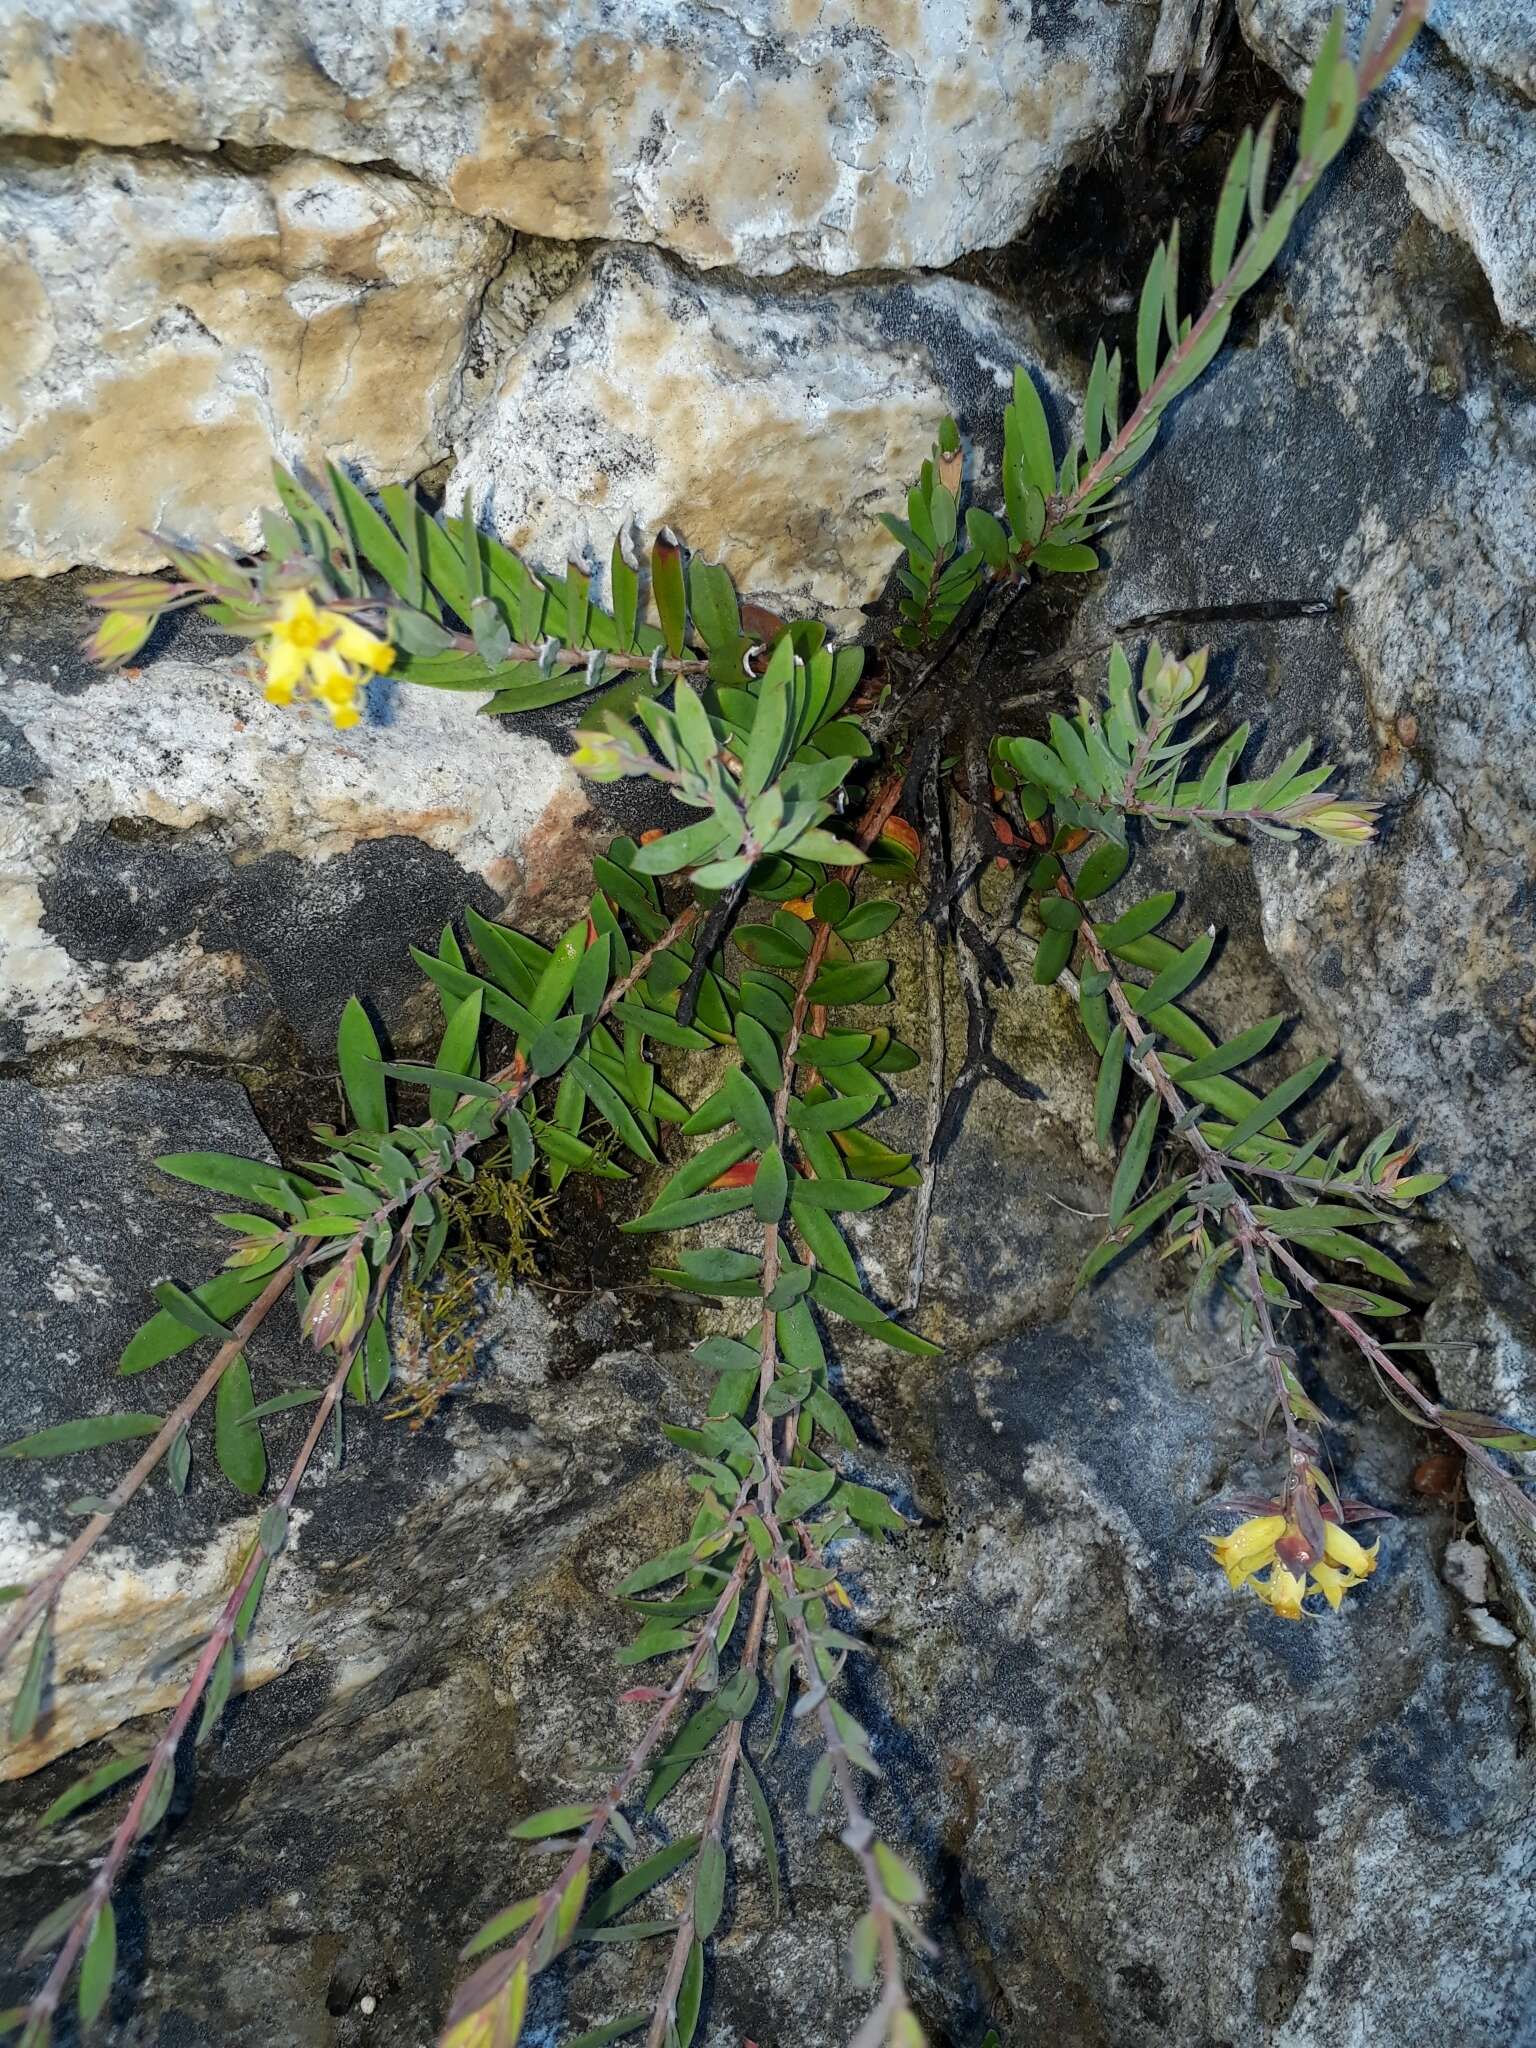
[
  {"x1": 302, "y1": 1249, "x2": 365, "y2": 1351},
  {"x1": 569, "y1": 730, "x2": 627, "y2": 781},
  {"x1": 1292, "y1": 798, "x2": 1379, "y2": 843},
  {"x1": 1141, "y1": 644, "x2": 1208, "y2": 716}
]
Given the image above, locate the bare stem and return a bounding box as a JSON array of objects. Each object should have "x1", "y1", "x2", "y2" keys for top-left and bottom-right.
[
  {"x1": 644, "y1": 1573, "x2": 771, "y2": 2048},
  {"x1": 19, "y1": 1235, "x2": 410, "y2": 2033},
  {"x1": 445, "y1": 1539, "x2": 752, "y2": 2034}
]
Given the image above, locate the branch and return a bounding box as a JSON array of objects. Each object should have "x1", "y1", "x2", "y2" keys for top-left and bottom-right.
[
  {"x1": 16, "y1": 1233, "x2": 412, "y2": 2036},
  {"x1": 1070, "y1": 890, "x2": 1534, "y2": 1524}
]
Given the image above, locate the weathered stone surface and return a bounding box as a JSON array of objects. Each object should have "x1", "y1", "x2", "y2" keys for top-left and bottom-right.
[
  {"x1": 0, "y1": 622, "x2": 594, "y2": 1060},
  {"x1": 2, "y1": 964, "x2": 1530, "y2": 2043},
  {"x1": 0, "y1": 1071, "x2": 675, "y2": 1790},
  {"x1": 0, "y1": 0, "x2": 1158, "y2": 277},
  {"x1": 1066, "y1": 138, "x2": 1536, "y2": 1338},
  {"x1": 0, "y1": 146, "x2": 511, "y2": 577},
  {"x1": 449, "y1": 248, "x2": 1050, "y2": 624},
  {"x1": 1239, "y1": 0, "x2": 1536, "y2": 337}
]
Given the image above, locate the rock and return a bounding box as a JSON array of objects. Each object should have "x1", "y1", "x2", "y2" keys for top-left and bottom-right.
[
  {"x1": 0, "y1": 0, "x2": 1157, "y2": 277},
  {"x1": 0, "y1": 146, "x2": 511, "y2": 577},
  {"x1": 1065, "y1": 136, "x2": 1536, "y2": 1335},
  {"x1": 1239, "y1": 0, "x2": 1536, "y2": 337},
  {"x1": 0, "y1": 622, "x2": 595, "y2": 1061},
  {"x1": 3, "y1": 991, "x2": 1532, "y2": 2043},
  {"x1": 449, "y1": 247, "x2": 1056, "y2": 624},
  {"x1": 0, "y1": 1070, "x2": 675, "y2": 1786}
]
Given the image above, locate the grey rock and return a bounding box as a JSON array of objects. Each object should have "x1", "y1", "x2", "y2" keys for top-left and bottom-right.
[
  {"x1": 1239, "y1": 0, "x2": 1536, "y2": 337},
  {"x1": 0, "y1": 0, "x2": 1158, "y2": 277},
  {"x1": 0, "y1": 623, "x2": 599, "y2": 1061},
  {"x1": 1067, "y1": 138, "x2": 1536, "y2": 1338},
  {"x1": 448, "y1": 247, "x2": 1062, "y2": 625},
  {"x1": 2, "y1": 1022, "x2": 1531, "y2": 2043}
]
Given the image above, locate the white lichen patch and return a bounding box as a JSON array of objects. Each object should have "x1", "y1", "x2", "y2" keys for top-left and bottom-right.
[{"x1": 0, "y1": 1509, "x2": 307, "y2": 1778}]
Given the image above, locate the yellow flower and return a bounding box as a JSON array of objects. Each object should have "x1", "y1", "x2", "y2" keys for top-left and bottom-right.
[
  {"x1": 1207, "y1": 1512, "x2": 1378, "y2": 1619},
  {"x1": 257, "y1": 590, "x2": 392, "y2": 728},
  {"x1": 1256, "y1": 1562, "x2": 1307, "y2": 1619},
  {"x1": 1209, "y1": 1513, "x2": 1287, "y2": 1590},
  {"x1": 569, "y1": 730, "x2": 627, "y2": 779}
]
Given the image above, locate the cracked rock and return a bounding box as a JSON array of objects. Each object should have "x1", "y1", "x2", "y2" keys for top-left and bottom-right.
[
  {"x1": 1239, "y1": 0, "x2": 1536, "y2": 338},
  {"x1": 0, "y1": 632, "x2": 596, "y2": 1060},
  {"x1": 0, "y1": 147, "x2": 512, "y2": 577},
  {"x1": 448, "y1": 245, "x2": 1065, "y2": 624},
  {"x1": 0, "y1": 0, "x2": 1159, "y2": 278}
]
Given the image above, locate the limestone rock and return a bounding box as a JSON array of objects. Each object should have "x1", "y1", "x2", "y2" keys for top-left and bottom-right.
[
  {"x1": 0, "y1": 613, "x2": 594, "y2": 1060},
  {"x1": 448, "y1": 247, "x2": 1057, "y2": 624},
  {"x1": 2, "y1": 1013, "x2": 1531, "y2": 2042},
  {"x1": 0, "y1": 146, "x2": 511, "y2": 577},
  {"x1": 0, "y1": 0, "x2": 1158, "y2": 277},
  {"x1": 1068, "y1": 139, "x2": 1536, "y2": 1336},
  {"x1": 1239, "y1": 0, "x2": 1536, "y2": 336},
  {"x1": 0, "y1": 1072, "x2": 673, "y2": 1783}
]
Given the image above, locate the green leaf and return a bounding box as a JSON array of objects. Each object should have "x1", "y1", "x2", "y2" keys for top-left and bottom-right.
[
  {"x1": 652, "y1": 534, "x2": 688, "y2": 657},
  {"x1": 752, "y1": 1145, "x2": 789, "y2": 1222},
  {"x1": 3, "y1": 1413, "x2": 161, "y2": 1460},
  {"x1": 740, "y1": 1752, "x2": 780, "y2": 1921},
  {"x1": 723, "y1": 1067, "x2": 776, "y2": 1150},
  {"x1": 531, "y1": 1014, "x2": 585, "y2": 1076},
  {"x1": 510, "y1": 1803, "x2": 596, "y2": 1841},
  {"x1": 39, "y1": 1751, "x2": 149, "y2": 1830},
  {"x1": 152, "y1": 1280, "x2": 237, "y2": 1344},
  {"x1": 807, "y1": 960, "x2": 889, "y2": 1006},
  {"x1": 567, "y1": 2017, "x2": 649, "y2": 2048},
  {"x1": 693, "y1": 1836, "x2": 726, "y2": 1939},
  {"x1": 1137, "y1": 931, "x2": 1215, "y2": 1013},
  {"x1": 1032, "y1": 925, "x2": 1075, "y2": 986},
  {"x1": 788, "y1": 1177, "x2": 889, "y2": 1213},
  {"x1": 214, "y1": 1357, "x2": 266, "y2": 1496},
  {"x1": 1172, "y1": 1014, "x2": 1286, "y2": 1083},
  {"x1": 431, "y1": 990, "x2": 484, "y2": 1121},
  {"x1": 153, "y1": 1152, "x2": 294, "y2": 1208},
  {"x1": 1215, "y1": 1056, "x2": 1329, "y2": 1156},
  {"x1": 836, "y1": 900, "x2": 900, "y2": 944},
  {"x1": 78, "y1": 1901, "x2": 116, "y2": 2028},
  {"x1": 1097, "y1": 893, "x2": 1177, "y2": 952},
  {"x1": 584, "y1": 1836, "x2": 701, "y2": 1929},
  {"x1": 1136, "y1": 243, "x2": 1167, "y2": 394},
  {"x1": 460, "y1": 1895, "x2": 540, "y2": 1960},
  {"x1": 1075, "y1": 841, "x2": 1130, "y2": 900},
  {"x1": 1076, "y1": 1177, "x2": 1196, "y2": 1290},
  {"x1": 1032, "y1": 542, "x2": 1100, "y2": 574},
  {"x1": 8, "y1": 1614, "x2": 50, "y2": 1744},
  {"x1": 337, "y1": 997, "x2": 388, "y2": 1133},
  {"x1": 735, "y1": 1014, "x2": 783, "y2": 1091},
  {"x1": 1094, "y1": 1024, "x2": 1127, "y2": 1148},
  {"x1": 630, "y1": 817, "x2": 730, "y2": 876},
  {"x1": 1008, "y1": 367, "x2": 1056, "y2": 498},
  {"x1": 676, "y1": 1938, "x2": 705, "y2": 2048},
  {"x1": 1109, "y1": 1092, "x2": 1160, "y2": 1228},
  {"x1": 1210, "y1": 128, "x2": 1254, "y2": 284},
  {"x1": 1299, "y1": 4, "x2": 1347, "y2": 162}
]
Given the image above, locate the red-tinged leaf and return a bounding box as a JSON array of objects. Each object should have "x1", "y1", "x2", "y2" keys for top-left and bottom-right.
[{"x1": 709, "y1": 1160, "x2": 759, "y2": 1190}]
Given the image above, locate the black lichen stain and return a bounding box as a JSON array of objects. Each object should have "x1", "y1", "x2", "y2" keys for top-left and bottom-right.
[{"x1": 39, "y1": 826, "x2": 501, "y2": 1051}]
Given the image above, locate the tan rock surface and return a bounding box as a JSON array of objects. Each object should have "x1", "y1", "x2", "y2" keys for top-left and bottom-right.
[
  {"x1": 0, "y1": 0, "x2": 1158, "y2": 276},
  {"x1": 0, "y1": 148, "x2": 511, "y2": 576}
]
